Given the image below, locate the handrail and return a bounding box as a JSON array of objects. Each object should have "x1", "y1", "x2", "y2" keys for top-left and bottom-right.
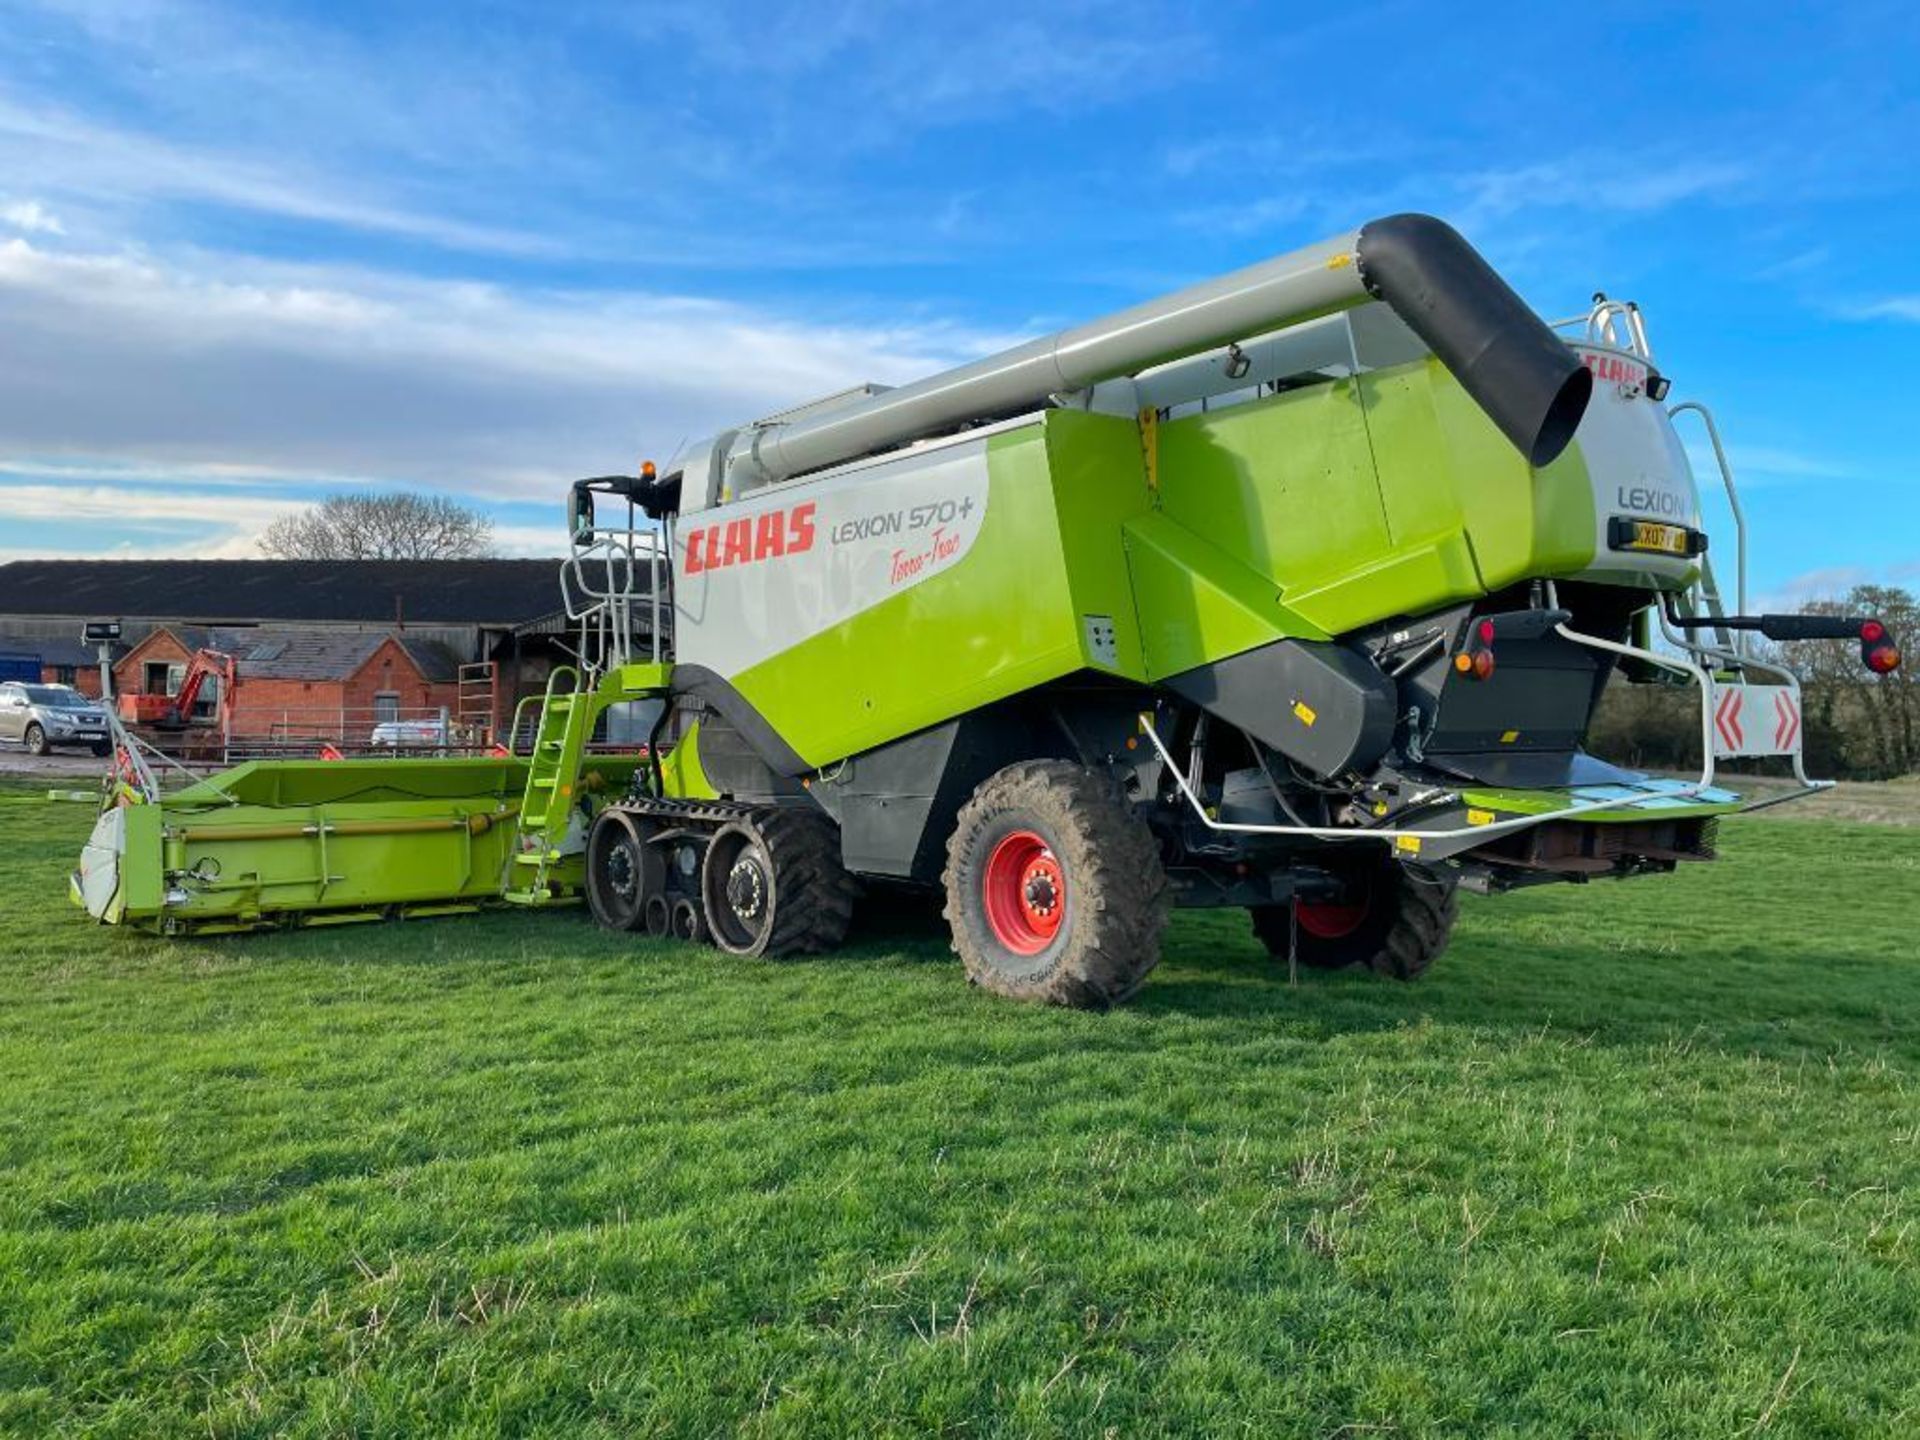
[{"x1": 1668, "y1": 400, "x2": 1749, "y2": 655}]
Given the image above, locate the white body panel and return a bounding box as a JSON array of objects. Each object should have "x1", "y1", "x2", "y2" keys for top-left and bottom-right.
[
  {"x1": 1569, "y1": 343, "x2": 1702, "y2": 585},
  {"x1": 674, "y1": 434, "x2": 994, "y2": 679}
]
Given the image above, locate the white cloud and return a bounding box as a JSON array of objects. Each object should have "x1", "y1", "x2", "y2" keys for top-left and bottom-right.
[
  {"x1": 1848, "y1": 296, "x2": 1920, "y2": 323},
  {"x1": 1753, "y1": 565, "x2": 1874, "y2": 611},
  {"x1": 1, "y1": 199, "x2": 64, "y2": 234},
  {"x1": 1454, "y1": 159, "x2": 1750, "y2": 224},
  {"x1": 0, "y1": 99, "x2": 561, "y2": 258},
  {"x1": 0, "y1": 233, "x2": 1013, "y2": 555},
  {"x1": 1682, "y1": 441, "x2": 1860, "y2": 490}
]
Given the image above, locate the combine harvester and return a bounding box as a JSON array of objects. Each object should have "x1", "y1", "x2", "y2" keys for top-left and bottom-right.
[{"x1": 74, "y1": 215, "x2": 1900, "y2": 1005}]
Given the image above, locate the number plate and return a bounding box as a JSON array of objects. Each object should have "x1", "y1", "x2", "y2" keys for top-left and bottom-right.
[{"x1": 1625, "y1": 520, "x2": 1691, "y2": 556}]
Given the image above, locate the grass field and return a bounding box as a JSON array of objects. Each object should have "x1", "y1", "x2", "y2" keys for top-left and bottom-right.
[{"x1": 1, "y1": 785, "x2": 1916, "y2": 1437}]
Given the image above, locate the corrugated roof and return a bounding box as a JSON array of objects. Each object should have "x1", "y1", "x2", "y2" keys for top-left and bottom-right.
[
  {"x1": 0, "y1": 559, "x2": 573, "y2": 625},
  {"x1": 0, "y1": 633, "x2": 113, "y2": 665}
]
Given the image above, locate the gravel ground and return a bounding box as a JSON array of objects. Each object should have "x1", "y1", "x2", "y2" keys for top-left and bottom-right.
[{"x1": 0, "y1": 747, "x2": 114, "y2": 781}]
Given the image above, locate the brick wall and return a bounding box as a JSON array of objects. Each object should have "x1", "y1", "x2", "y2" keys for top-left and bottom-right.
[
  {"x1": 41, "y1": 664, "x2": 104, "y2": 698},
  {"x1": 112, "y1": 630, "x2": 193, "y2": 694},
  {"x1": 225, "y1": 639, "x2": 458, "y2": 742},
  {"x1": 108, "y1": 629, "x2": 460, "y2": 743}
]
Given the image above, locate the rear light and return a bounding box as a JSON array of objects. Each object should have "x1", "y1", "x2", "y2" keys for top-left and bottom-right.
[
  {"x1": 1859, "y1": 618, "x2": 1900, "y2": 673},
  {"x1": 1454, "y1": 620, "x2": 1497, "y2": 681}
]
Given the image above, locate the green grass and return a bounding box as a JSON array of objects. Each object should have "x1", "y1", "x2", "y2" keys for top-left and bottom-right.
[{"x1": 1, "y1": 786, "x2": 1917, "y2": 1438}]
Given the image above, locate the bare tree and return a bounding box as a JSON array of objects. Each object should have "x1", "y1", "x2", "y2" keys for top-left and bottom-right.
[
  {"x1": 1769, "y1": 583, "x2": 1916, "y2": 778},
  {"x1": 259, "y1": 492, "x2": 497, "y2": 561}
]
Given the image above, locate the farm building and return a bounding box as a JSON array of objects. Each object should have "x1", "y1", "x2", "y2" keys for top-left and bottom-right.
[
  {"x1": 112, "y1": 625, "x2": 465, "y2": 747},
  {"x1": 0, "y1": 633, "x2": 117, "y2": 696},
  {"x1": 0, "y1": 558, "x2": 661, "y2": 743}
]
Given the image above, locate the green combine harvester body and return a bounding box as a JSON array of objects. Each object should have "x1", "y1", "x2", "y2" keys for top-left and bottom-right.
[{"x1": 73, "y1": 214, "x2": 1899, "y2": 1005}]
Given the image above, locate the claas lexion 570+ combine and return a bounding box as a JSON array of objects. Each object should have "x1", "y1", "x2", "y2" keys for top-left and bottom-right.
[{"x1": 75, "y1": 215, "x2": 1900, "y2": 1006}]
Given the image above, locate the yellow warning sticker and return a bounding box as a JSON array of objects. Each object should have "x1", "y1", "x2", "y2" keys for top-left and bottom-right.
[
  {"x1": 1395, "y1": 835, "x2": 1422, "y2": 854},
  {"x1": 1467, "y1": 808, "x2": 1495, "y2": 826},
  {"x1": 1500, "y1": 729, "x2": 1521, "y2": 744},
  {"x1": 1292, "y1": 700, "x2": 1318, "y2": 727}
]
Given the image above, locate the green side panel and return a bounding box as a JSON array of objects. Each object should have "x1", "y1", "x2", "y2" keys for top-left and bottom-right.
[
  {"x1": 1359, "y1": 358, "x2": 1597, "y2": 590},
  {"x1": 1155, "y1": 377, "x2": 1389, "y2": 603},
  {"x1": 604, "y1": 661, "x2": 675, "y2": 694},
  {"x1": 121, "y1": 803, "x2": 163, "y2": 916},
  {"x1": 1123, "y1": 357, "x2": 1602, "y2": 677},
  {"x1": 1123, "y1": 512, "x2": 1330, "y2": 678},
  {"x1": 1044, "y1": 409, "x2": 1155, "y2": 681},
  {"x1": 728, "y1": 417, "x2": 1127, "y2": 767},
  {"x1": 658, "y1": 719, "x2": 720, "y2": 801}
]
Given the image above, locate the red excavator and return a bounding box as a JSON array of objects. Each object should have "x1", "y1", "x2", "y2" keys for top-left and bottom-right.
[{"x1": 117, "y1": 648, "x2": 236, "y2": 730}]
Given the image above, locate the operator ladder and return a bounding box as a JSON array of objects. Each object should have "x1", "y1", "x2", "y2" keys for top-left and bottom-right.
[{"x1": 504, "y1": 667, "x2": 597, "y2": 903}]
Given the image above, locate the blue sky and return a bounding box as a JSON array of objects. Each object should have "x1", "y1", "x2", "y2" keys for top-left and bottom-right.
[{"x1": 0, "y1": 0, "x2": 1916, "y2": 604}]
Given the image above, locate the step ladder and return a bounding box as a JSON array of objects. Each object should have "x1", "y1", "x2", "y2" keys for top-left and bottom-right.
[{"x1": 503, "y1": 666, "x2": 597, "y2": 904}]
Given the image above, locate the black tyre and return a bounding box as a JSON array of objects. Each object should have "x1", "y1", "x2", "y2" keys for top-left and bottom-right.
[
  {"x1": 701, "y1": 808, "x2": 856, "y2": 958},
  {"x1": 943, "y1": 760, "x2": 1170, "y2": 1009},
  {"x1": 24, "y1": 723, "x2": 48, "y2": 757},
  {"x1": 585, "y1": 809, "x2": 656, "y2": 932},
  {"x1": 90, "y1": 740, "x2": 112, "y2": 758},
  {"x1": 1251, "y1": 851, "x2": 1458, "y2": 981}
]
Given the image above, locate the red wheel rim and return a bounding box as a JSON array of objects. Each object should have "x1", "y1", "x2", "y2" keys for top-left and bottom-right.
[
  {"x1": 982, "y1": 829, "x2": 1066, "y2": 955},
  {"x1": 1296, "y1": 863, "x2": 1373, "y2": 939},
  {"x1": 1295, "y1": 898, "x2": 1368, "y2": 939}
]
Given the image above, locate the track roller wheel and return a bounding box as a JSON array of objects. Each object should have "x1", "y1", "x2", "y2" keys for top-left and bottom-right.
[
  {"x1": 700, "y1": 808, "x2": 856, "y2": 958},
  {"x1": 1251, "y1": 851, "x2": 1458, "y2": 980},
  {"x1": 943, "y1": 760, "x2": 1169, "y2": 1009},
  {"x1": 585, "y1": 809, "x2": 658, "y2": 932}
]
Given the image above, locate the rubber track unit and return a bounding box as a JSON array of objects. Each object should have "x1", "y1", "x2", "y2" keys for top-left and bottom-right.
[
  {"x1": 1251, "y1": 862, "x2": 1459, "y2": 981},
  {"x1": 943, "y1": 760, "x2": 1171, "y2": 1009},
  {"x1": 704, "y1": 806, "x2": 859, "y2": 959}
]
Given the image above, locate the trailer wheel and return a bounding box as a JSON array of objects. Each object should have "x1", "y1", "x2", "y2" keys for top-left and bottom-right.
[
  {"x1": 701, "y1": 809, "x2": 855, "y2": 959},
  {"x1": 944, "y1": 760, "x2": 1170, "y2": 1009},
  {"x1": 1250, "y1": 853, "x2": 1458, "y2": 981},
  {"x1": 585, "y1": 809, "x2": 657, "y2": 933},
  {"x1": 24, "y1": 723, "x2": 48, "y2": 757}
]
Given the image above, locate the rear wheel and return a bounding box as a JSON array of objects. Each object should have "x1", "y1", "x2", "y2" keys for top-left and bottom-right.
[
  {"x1": 701, "y1": 809, "x2": 856, "y2": 958},
  {"x1": 90, "y1": 740, "x2": 111, "y2": 757},
  {"x1": 1251, "y1": 851, "x2": 1458, "y2": 980},
  {"x1": 24, "y1": 723, "x2": 48, "y2": 757},
  {"x1": 944, "y1": 760, "x2": 1169, "y2": 1009}
]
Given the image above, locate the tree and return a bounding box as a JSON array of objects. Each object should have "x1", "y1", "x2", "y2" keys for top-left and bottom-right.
[
  {"x1": 259, "y1": 492, "x2": 497, "y2": 561},
  {"x1": 1769, "y1": 583, "x2": 1917, "y2": 779}
]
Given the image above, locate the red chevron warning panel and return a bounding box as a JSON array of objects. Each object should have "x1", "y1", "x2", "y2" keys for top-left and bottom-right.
[
  {"x1": 1710, "y1": 683, "x2": 1803, "y2": 759},
  {"x1": 1773, "y1": 690, "x2": 1801, "y2": 751},
  {"x1": 1714, "y1": 688, "x2": 1744, "y2": 752}
]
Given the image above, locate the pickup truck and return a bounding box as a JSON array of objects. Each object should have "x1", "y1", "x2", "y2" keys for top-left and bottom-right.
[{"x1": 0, "y1": 682, "x2": 112, "y2": 756}]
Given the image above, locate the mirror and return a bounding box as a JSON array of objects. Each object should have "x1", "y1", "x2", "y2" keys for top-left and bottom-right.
[{"x1": 568, "y1": 482, "x2": 596, "y2": 545}]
